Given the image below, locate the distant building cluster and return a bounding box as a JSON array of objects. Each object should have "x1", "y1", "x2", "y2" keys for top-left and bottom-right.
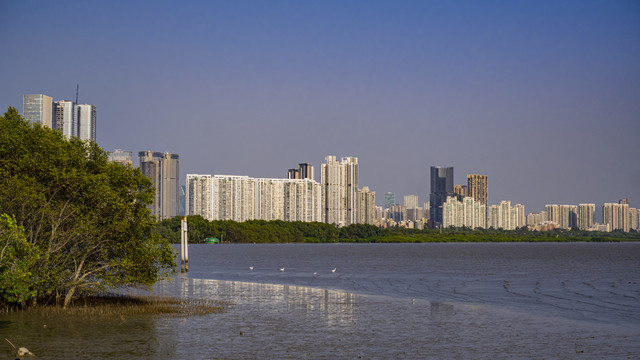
[
  {"x1": 525, "y1": 200, "x2": 640, "y2": 232},
  {"x1": 21, "y1": 91, "x2": 634, "y2": 232},
  {"x1": 487, "y1": 201, "x2": 525, "y2": 230},
  {"x1": 105, "y1": 148, "x2": 639, "y2": 233},
  {"x1": 185, "y1": 175, "x2": 322, "y2": 222},
  {"x1": 22, "y1": 94, "x2": 96, "y2": 142},
  {"x1": 443, "y1": 197, "x2": 487, "y2": 229},
  {"x1": 183, "y1": 157, "x2": 377, "y2": 226}
]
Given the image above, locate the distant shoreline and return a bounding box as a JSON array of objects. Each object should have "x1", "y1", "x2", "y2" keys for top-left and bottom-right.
[{"x1": 155, "y1": 216, "x2": 640, "y2": 245}]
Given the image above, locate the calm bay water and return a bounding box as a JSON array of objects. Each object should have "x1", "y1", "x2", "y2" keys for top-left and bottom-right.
[{"x1": 3, "y1": 242, "x2": 639, "y2": 359}]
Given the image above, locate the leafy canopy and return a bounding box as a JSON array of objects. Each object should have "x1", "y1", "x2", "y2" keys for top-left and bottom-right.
[{"x1": 0, "y1": 106, "x2": 175, "y2": 307}]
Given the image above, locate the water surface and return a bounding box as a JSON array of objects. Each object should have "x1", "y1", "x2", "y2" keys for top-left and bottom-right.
[{"x1": 2, "y1": 242, "x2": 639, "y2": 359}]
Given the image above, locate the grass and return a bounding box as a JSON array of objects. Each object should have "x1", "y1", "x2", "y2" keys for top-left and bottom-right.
[{"x1": 2, "y1": 294, "x2": 229, "y2": 318}]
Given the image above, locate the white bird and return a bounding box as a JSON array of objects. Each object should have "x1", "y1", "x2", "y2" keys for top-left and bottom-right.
[
  {"x1": 280, "y1": 267, "x2": 285, "y2": 272},
  {"x1": 331, "y1": 268, "x2": 336, "y2": 273},
  {"x1": 249, "y1": 266, "x2": 253, "y2": 271},
  {"x1": 313, "y1": 272, "x2": 317, "y2": 275},
  {"x1": 17, "y1": 347, "x2": 34, "y2": 357}
]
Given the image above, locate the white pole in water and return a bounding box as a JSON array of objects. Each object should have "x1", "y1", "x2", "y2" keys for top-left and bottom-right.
[
  {"x1": 184, "y1": 216, "x2": 189, "y2": 272},
  {"x1": 180, "y1": 217, "x2": 185, "y2": 273}
]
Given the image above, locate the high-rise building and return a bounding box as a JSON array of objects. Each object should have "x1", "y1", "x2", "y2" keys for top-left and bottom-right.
[
  {"x1": 603, "y1": 202, "x2": 629, "y2": 232},
  {"x1": 629, "y1": 208, "x2": 640, "y2": 231},
  {"x1": 404, "y1": 195, "x2": 418, "y2": 209},
  {"x1": 212, "y1": 175, "x2": 256, "y2": 221},
  {"x1": 321, "y1": 156, "x2": 358, "y2": 226},
  {"x1": 545, "y1": 205, "x2": 560, "y2": 224},
  {"x1": 388, "y1": 204, "x2": 406, "y2": 223},
  {"x1": 384, "y1": 192, "x2": 395, "y2": 209},
  {"x1": 178, "y1": 185, "x2": 186, "y2": 216},
  {"x1": 186, "y1": 174, "x2": 213, "y2": 220},
  {"x1": 442, "y1": 196, "x2": 486, "y2": 229},
  {"x1": 487, "y1": 200, "x2": 523, "y2": 230},
  {"x1": 358, "y1": 186, "x2": 377, "y2": 225},
  {"x1": 287, "y1": 168, "x2": 300, "y2": 179},
  {"x1": 429, "y1": 166, "x2": 454, "y2": 227},
  {"x1": 453, "y1": 185, "x2": 467, "y2": 201},
  {"x1": 287, "y1": 163, "x2": 315, "y2": 180},
  {"x1": 54, "y1": 100, "x2": 76, "y2": 138},
  {"x1": 526, "y1": 212, "x2": 543, "y2": 227},
  {"x1": 558, "y1": 205, "x2": 578, "y2": 229},
  {"x1": 466, "y1": 174, "x2": 488, "y2": 206},
  {"x1": 108, "y1": 149, "x2": 133, "y2": 166},
  {"x1": 298, "y1": 163, "x2": 314, "y2": 180},
  {"x1": 23, "y1": 94, "x2": 53, "y2": 128},
  {"x1": 139, "y1": 151, "x2": 179, "y2": 220},
  {"x1": 514, "y1": 204, "x2": 525, "y2": 229},
  {"x1": 579, "y1": 204, "x2": 595, "y2": 230},
  {"x1": 76, "y1": 104, "x2": 96, "y2": 141}
]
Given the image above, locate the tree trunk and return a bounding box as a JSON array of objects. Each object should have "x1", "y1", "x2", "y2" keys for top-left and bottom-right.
[{"x1": 62, "y1": 285, "x2": 76, "y2": 309}]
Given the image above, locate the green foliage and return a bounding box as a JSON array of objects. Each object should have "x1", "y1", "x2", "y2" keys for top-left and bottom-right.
[
  {"x1": 0, "y1": 107, "x2": 175, "y2": 307},
  {"x1": 0, "y1": 214, "x2": 40, "y2": 304},
  {"x1": 155, "y1": 215, "x2": 639, "y2": 244}
]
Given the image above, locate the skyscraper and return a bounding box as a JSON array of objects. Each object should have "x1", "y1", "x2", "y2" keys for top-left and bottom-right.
[
  {"x1": 442, "y1": 196, "x2": 486, "y2": 229},
  {"x1": 287, "y1": 168, "x2": 300, "y2": 179},
  {"x1": 358, "y1": 186, "x2": 376, "y2": 225},
  {"x1": 404, "y1": 195, "x2": 418, "y2": 209},
  {"x1": 467, "y1": 174, "x2": 488, "y2": 206},
  {"x1": 603, "y1": 202, "x2": 629, "y2": 232},
  {"x1": 287, "y1": 163, "x2": 315, "y2": 180},
  {"x1": 453, "y1": 185, "x2": 467, "y2": 201},
  {"x1": 23, "y1": 94, "x2": 53, "y2": 128},
  {"x1": 559, "y1": 205, "x2": 578, "y2": 229},
  {"x1": 54, "y1": 100, "x2": 76, "y2": 138},
  {"x1": 298, "y1": 163, "x2": 314, "y2": 180},
  {"x1": 212, "y1": 175, "x2": 256, "y2": 221},
  {"x1": 186, "y1": 174, "x2": 213, "y2": 220},
  {"x1": 321, "y1": 156, "x2": 358, "y2": 226},
  {"x1": 545, "y1": 204, "x2": 560, "y2": 224},
  {"x1": 108, "y1": 149, "x2": 133, "y2": 166},
  {"x1": 76, "y1": 104, "x2": 96, "y2": 141},
  {"x1": 139, "y1": 151, "x2": 180, "y2": 220},
  {"x1": 384, "y1": 192, "x2": 395, "y2": 209},
  {"x1": 579, "y1": 204, "x2": 595, "y2": 230},
  {"x1": 429, "y1": 166, "x2": 453, "y2": 227}
]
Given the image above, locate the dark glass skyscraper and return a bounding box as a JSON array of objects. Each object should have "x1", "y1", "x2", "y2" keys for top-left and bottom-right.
[{"x1": 429, "y1": 166, "x2": 454, "y2": 227}]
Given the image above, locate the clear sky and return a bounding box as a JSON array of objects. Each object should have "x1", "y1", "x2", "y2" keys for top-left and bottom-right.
[{"x1": 1, "y1": 0, "x2": 639, "y2": 216}]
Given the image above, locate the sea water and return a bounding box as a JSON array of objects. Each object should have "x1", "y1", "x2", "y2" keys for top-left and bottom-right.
[{"x1": 2, "y1": 242, "x2": 639, "y2": 359}]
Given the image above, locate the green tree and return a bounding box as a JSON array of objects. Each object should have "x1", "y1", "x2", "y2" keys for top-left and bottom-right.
[
  {"x1": 0, "y1": 107, "x2": 175, "y2": 307},
  {"x1": 0, "y1": 214, "x2": 40, "y2": 305}
]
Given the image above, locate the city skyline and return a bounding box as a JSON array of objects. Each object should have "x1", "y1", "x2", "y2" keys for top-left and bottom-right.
[{"x1": 1, "y1": 1, "x2": 639, "y2": 216}]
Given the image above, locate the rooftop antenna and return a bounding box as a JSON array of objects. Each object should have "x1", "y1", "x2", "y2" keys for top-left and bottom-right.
[{"x1": 75, "y1": 84, "x2": 79, "y2": 104}]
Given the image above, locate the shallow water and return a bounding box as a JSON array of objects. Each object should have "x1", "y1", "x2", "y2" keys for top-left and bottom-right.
[{"x1": 2, "y1": 242, "x2": 639, "y2": 359}]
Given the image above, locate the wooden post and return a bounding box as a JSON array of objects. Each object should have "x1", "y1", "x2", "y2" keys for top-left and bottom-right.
[{"x1": 184, "y1": 216, "x2": 189, "y2": 272}]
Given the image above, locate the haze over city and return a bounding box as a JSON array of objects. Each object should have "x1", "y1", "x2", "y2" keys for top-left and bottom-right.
[{"x1": 1, "y1": 0, "x2": 639, "y2": 215}]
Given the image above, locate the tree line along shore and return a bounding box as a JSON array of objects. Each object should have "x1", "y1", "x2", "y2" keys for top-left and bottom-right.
[{"x1": 155, "y1": 215, "x2": 640, "y2": 244}]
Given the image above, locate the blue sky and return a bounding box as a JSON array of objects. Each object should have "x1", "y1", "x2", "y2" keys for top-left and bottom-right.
[{"x1": 1, "y1": 0, "x2": 639, "y2": 215}]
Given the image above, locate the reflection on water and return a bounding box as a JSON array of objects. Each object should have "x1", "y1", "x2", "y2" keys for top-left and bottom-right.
[
  {"x1": 146, "y1": 277, "x2": 640, "y2": 359},
  {"x1": 159, "y1": 276, "x2": 359, "y2": 328},
  {"x1": 3, "y1": 277, "x2": 639, "y2": 359}
]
